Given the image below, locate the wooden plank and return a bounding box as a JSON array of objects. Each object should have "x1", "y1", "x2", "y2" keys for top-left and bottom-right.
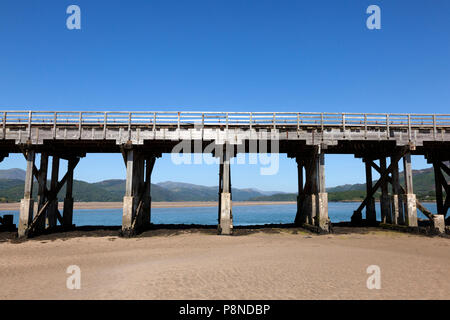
[
  {"x1": 56, "y1": 209, "x2": 63, "y2": 225},
  {"x1": 439, "y1": 161, "x2": 450, "y2": 176},
  {"x1": 26, "y1": 200, "x2": 50, "y2": 234}
]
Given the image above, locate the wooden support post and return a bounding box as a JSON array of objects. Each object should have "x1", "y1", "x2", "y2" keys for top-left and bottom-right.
[
  {"x1": 35, "y1": 153, "x2": 48, "y2": 232},
  {"x1": 433, "y1": 161, "x2": 444, "y2": 216},
  {"x1": 218, "y1": 161, "x2": 223, "y2": 225},
  {"x1": 122, "y1": 149, "x2": 145, "y2": 236},
  {"x1": 46, "y1": 156, "x2": 60, "y2": 228},
  {"x1": 302, "y1": 156, "x2": 317, "y2": 226},
  {"x1": 63, "y1": 158, "x2": 76, "y2": 227},
  {"x1": 391, "y1": 155, "x2": 404, "y2": 225},
  {"x1": 352, "y1": 148, "x2": 408, "y2": 224},
  {"x1": 315, "y1": 153, "x2": 329, "y2": 231},
  {"x1": 141, "y1": 156, "x2": 155, "y2": 226},
  {"x1": 294, "y1": 157, "x2": 306, "y2": 225},
  {"x1": 379, "y1": 157, "x2": 391, "y2": 223},
  {"x1": 218, "y1": 145, "x2": 233, "y2": 235},
  {"x1": 18, "y1": 150, "x2": 35, "y2": 238},
  {"x1": 435, "y1": 161, "x2": 450, "y2": 217},
  {"x1": 364, "y1": 159, "x2": 376, "y2": 224},
  {"x1": 402, "y1": 152, "x2": 418, "y2": 227}
]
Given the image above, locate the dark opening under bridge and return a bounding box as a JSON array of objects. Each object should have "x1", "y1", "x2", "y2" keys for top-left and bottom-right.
[{"x1": 0, "y1": 111, "x2": 449, "y2": 237}]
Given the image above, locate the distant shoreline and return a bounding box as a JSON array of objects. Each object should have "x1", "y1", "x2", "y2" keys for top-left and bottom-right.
[
  {"x1": 0, "y1": 201, "x2": 297, "y2": 211},
  {"x1": 0, "y1": 199, "x2": 435, "y2": 212}
]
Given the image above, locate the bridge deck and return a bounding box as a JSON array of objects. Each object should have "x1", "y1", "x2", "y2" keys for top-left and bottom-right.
[{"x1": 0, "y1": 111, "x2": 449, "y2": 158}]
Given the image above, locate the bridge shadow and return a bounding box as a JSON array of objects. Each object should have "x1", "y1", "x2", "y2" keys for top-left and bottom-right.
[{"x1": 0, "y1": 221, "x2": 403, "y2": 242}]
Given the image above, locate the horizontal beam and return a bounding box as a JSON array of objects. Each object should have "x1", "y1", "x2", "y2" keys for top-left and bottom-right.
[{"x1": 2, "y1": 111, "x2": 450, "y2": 131}]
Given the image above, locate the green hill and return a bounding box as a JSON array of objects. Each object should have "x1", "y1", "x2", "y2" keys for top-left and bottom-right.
[
  {"x1": 0, "y1": 166, "x2": 446, "y2": 203},
  {"x1": 250, "y1": 167, "x2": 446, "y2": 202},
  {"x1": 0, "y1": 169, "x2": 280, "y2": 202}
]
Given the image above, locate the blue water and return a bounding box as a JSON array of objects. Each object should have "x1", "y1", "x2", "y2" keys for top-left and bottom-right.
[{"x1": 0, "y1": 202, "x2": 437, "y2": 227}]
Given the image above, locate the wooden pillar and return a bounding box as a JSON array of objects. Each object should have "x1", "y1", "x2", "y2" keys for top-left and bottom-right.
[
  {"x1": 390, "y1": 156, "x2": 404, "y2": 225},
  {"x1": 218, "y1": 162, "x2": 223, "y2": 225},
  {"x1": 402, "y1": 152, "x2": 418, "y2": 227},
  {"x1": 364, "y1": 159, "x2": 376, "y2": 224},
  {"x1": 122, "y1": 149, "x2": 144, "y2": 236},
  {"x1": 36, "y1": 153, "x2": 48, "y2": 232},
  {"x1": 218, "y1": 146, "x2": 232, "y2": 235},
  {"x1": 294, "y1": 157, "x2": 306, "y2": 225},
  {"x1": 315, "y1": 153, "x2": 329, "y2": 231},
  {"x1": 433, "y1": 161, "x2": 444, "y2": 216},
  {"x1": 18, "y1": 150, "x2": 35, "y2": 238},
  {"x1": 379, "y1": 157, "x2": 391, "y2": 223},
  {"x1": 46, "y1": 156, "x2": 59, "y2": 228},
  {"x1": 63, "y1": 158, "x2": 76, "y2": 227},
  {"x1": 302, "y1": 156, "x2": 317, "y2": 226},
  {"x1": 141, "y1": 156, "x2": 155, "y2": 226}
]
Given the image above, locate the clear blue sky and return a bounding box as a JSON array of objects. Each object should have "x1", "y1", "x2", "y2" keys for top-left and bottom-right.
[{"x1": 0, "y1": 1, "x2": 449, "y2": 191}]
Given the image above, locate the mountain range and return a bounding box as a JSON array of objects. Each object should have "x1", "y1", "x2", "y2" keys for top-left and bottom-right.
[
  {"x1": 0, "y1": 166, "x2": 446, "y2": 203},
  {"x1": 250, "y1": 167, "x2": 446, "y2": 202},
  {"x1": 0, "y1": 168, "x2": 281, "y2": 202}
]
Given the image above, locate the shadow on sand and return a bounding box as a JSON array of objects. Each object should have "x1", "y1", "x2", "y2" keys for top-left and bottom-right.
[{"x1": 0, "y1": 221, "x2": 418, "y2": 243}]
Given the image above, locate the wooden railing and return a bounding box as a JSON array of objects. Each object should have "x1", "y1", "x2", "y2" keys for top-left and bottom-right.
[{"x1": 1, "y1": 111, "x2": 450, "y2": 130}]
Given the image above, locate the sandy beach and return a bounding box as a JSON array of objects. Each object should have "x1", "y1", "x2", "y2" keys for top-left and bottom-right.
[
  {"x1": 0, "y1": 201, "x2": 296, "y2": 211},
  {"x1": 0, "y1": 227, "x2": 448, "y2": 299}
]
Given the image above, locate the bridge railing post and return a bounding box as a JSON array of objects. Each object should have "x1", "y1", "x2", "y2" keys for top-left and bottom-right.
[
  {"x1": 2, "y1": 112, "x2": 6, "y2": 139},
  {"x1": 433, "y1": 114, "x2": 437, "y2": 140},
  {"x1": 342, "y1": 114, "x2": 346, "y2": 134},
  {"x1": 78, "y1": 112, "x2": 82, "y2": 139},
  {"x1": 408, "y1": 114, "x2": 412, "y2": 141},
  {"x1": 386, "y1": 114, "x2": 390, "y2": 138},
  {"x1": 128, "y1": 112, "x2": 132, "y2": 141},
  {"x1": 27, "y1": 111, "x2": 32, "y2": 140}
]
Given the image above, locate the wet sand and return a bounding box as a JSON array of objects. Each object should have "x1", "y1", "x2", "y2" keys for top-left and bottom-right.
[
  {"x1": 0, "y1": 227, "x2": 449, "y2": 299},
  {"x1": 0, "y1": 201, "x2": 296, "y2": 211}
]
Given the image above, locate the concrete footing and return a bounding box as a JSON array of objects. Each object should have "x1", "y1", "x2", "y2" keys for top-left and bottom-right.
[
  {"x1": 218, "y1": 192, "x2": 232, "y2": 235},
  {"x1": 403, "y1": 194, "x2": 418, "y2": 227},
  {"x1": 18, "y1": 198, "x2": 34, "y2": 238},
  {"x1": 315, "y1": 192, "x2": 330, "y2": 231},
  {"x1": 302, "y1": 194, "x2": 316, "y2": 226},
  {"x1": 432, "y1": 215, "x2": 445, "y2": 234},
  {"x1": 122, "y1": 195, "x2": 136, "y2": 236},
  {"x1": 391, "y1": 194, "x2": 403, "y2": 225}
]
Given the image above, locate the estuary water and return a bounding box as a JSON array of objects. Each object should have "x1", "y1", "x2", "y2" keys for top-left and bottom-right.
[{"x1": 0, "y1": 202, "x2": 437, "y2": 227}]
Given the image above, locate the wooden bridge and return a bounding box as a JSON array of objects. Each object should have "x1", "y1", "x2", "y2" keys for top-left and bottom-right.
[{"x1": 0, "y1": 111, "x2": 449, "y2": 237}]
